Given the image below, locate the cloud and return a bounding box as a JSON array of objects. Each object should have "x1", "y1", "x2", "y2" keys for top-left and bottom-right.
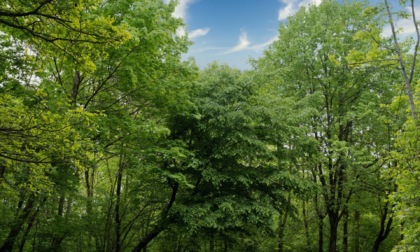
[
  {"x1": 223, "y1": 31, "x2": 251, "y2": 54},
  {"x1": 189, "y1": 28, "x2": 210, "y2": 39},
  {"x1": 221, "y1": 33, "x2": 278, "y2": 55},
  {"x1": 250, "y1": 36, "x2": 279, "y2": 51},
  {"x1": 172, "y1": 0, "x2": 195, "y2": 20},
  {"x1": 162, "y1": 0, "x2": 194, "y2": 36},
  {"x1": 278, "y1": 0, "x2": 321, "y2": 21},
  {"x1": 382, "y1": 6, "x2": 420, "y2": 38},
  {"x1": 165, "y1": 0, "x2": 210, "y2": 39},
  {"x1": 163, "y1": 0, "x2": 195, "y2": 20}
]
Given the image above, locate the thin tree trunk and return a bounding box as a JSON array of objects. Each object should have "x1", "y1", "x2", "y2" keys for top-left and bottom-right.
[
  {"x1": 51, "y1": 195, "x2": 65, "y2": 250},
  {"x1": 72, "y1": 70, "x2": 82, "y2": 107},
  {"x1": 278, "y1": 193, "x2": 291, "y2": 252},
  {"x1": 209, "y1": 235, "x2": 215, "y2": 252},
  {"x1": 115, "y1": 154, "x2": 125, "y2": 252},
  {"x1": 104, "y1": 180, "x2": 115, "y2": 252},
  {"x1": 318, "y1": 215, "x2": 324, "y2": 252},
  {"x1": 51, "y1": 195, "x2": 69, "y2": 251},
  {"x1": 312, "y1": 164, "x2": 325, "y2": 252},
  {"x1": 384, "y1": 0, "x2": 418, "y2": 120},
  {"x1": 0, "y1": 164, "x2": 5, "y2": 180},
  {"x1": 303, "y1": 199, "x2": 311, "y2": 251},
  {"x1": 278, "y1": 212, "x2": 288, "y2": 252},
  {"x1": 342, "y1": 208, "x2": 348, "y2": 252},
  {"x1": 84, "y1": 165, "x2": 98, "y2": 250},
  {"x1": 353, "y1": 210, "x2": 360, "y2": 252}
]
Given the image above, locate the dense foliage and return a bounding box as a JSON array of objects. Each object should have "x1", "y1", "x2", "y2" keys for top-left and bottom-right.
[{"x1": 0, "y1": 0, "x2": 419, "y2": 251}]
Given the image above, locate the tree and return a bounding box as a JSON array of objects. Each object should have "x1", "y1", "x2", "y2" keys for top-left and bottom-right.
[
  {"x1": 256, "y1": 1, "x2": 399, "y2": 251},
  {"x1": 145, "y1": 63, "x2": 304, "y2": 251},
  {"x1": 0, "y1": 0, "x2": 193, "y2": 250},
  {"x1": 382, "y1": 1, "x2": 420, "y2": 250}
]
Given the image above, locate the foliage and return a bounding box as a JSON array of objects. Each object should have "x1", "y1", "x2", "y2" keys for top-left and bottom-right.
[
  {"x1": 0, "y1": 0, "x2": 419, "y2": 251},
  {"x1": 151, "y1": 63, "x2": 305, "y2": 250},
  {"x1": 255, "y1": 0, "x2": 401, "y2": 251}
]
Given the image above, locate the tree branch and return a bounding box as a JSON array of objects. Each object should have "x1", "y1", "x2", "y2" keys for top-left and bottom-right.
[{"x1": 384, "y1": 0, "x2": 418, "y2": 120}]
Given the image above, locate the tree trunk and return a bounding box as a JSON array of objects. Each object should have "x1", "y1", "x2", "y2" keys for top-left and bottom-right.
[
  {"x1": 318, "y1": 216, "x2": 324, "y2": 252},
  {"x1": 277, "y1": 213, "x2": 288, "y2": 252},
  {"x1": 372, "y1": 202, "x2": 393, "y2": 252},
  {"x1": 384, "y1": 0, "x2": 418, "y2": 120},
  {"x1": 84, "y1": 166, "x2": 97, "y2": 249},
  {"x1": 115, "y1": 154, "x2": 125, "y2": 252},
  {"x1": 328, "y1": 213, "x2": 339, "y2": 252},
  {"x1": 302, "y1": 199, "x2": 311, "y2": 251},
  {"x1": 132, "y1": 180, "x2": 179, "y2": 252},
  {"x1": 353, "y1": 210, "x2": 360, "y2": 252},
  {"x1": 0, "y1": 164, "x2": 5, "y2": 180},
  {"x1": 132, "y1": 226, "x2": 164, "y2": 252},
  {"x1": 51, "y1": 195, "x2": 66, "y2": 250},
  {"x1": 209, "y1": 235, "x2": 215, "y2": 252},
  {"x1": 18, "y1": 204, "x2": 40, "y2": 252},
  {"x1": 278, "y1": 193, "x2": 290, "y2": 252},
  {"x1": 0, "y1": 196, "x2": 34, "y2": 252},
  {"x1": 72, "y1": 70, "x2": 82, "y2": 107},
  {"x1": 342, "y1": 208, "x2": 348, "y2": 252},
  {"x1": 312, "y1": 164, "x2": 325, "y2": 252}
]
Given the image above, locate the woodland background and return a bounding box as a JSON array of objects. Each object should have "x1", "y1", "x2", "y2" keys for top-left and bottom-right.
[{"x1": 1, "y1": 0, "x2": 420, "y2": 251}]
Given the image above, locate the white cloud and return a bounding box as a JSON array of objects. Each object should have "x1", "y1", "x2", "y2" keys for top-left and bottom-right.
[
  {"x1": 163, "y1": 0, "x2": 195, "y2": 19},
  {"x1": 173, "y1": 0, "x2": 195, "y2": 20},
  {"x1": 223, "y1": 31, "x2": 251, "y2": 54},
  {"x1": 382, "y1": 6, "x2": 420, "y2": 38},
  {"x1": 278, "y1": 0, "x2": 295, "y2": 21},
  {"x1": 222, "y1": 33, "x2": 278, "y2": 55},
  {"x1": 189, "y1": 28, "x2": 210, "y2": 39},
  {"x1": 278, "y1": 0, "x2": 321, "y2": 21},
  {"x1": 250, "y1": 36, "x2": 279, "y2": 51},
  {"x1": 165, "y1": 0, "x2": 210, "y2": 39},
  {"x1": 165, "y1": 0, "x2": 195, "y2": 37}
]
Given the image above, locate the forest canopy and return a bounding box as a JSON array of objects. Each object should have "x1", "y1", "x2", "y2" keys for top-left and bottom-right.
[{"x1": 0, "y1": 0, "x2": 419, "y2": 251}]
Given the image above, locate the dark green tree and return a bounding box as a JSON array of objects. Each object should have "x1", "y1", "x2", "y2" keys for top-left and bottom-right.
[{"x1": 147, "y1": 63, "x2": 305, "y2": 251}]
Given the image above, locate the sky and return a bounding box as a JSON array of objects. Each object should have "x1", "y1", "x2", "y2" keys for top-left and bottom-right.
[{"x1": 169, "y1": 0, "x2": 419, "y2": 70}]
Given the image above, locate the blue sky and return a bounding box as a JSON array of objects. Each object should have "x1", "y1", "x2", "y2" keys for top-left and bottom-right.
[
  {"x1": 184, "y1": 0, "x2": 281, "y2": 70},
  {"x1": 169, "y1": 0, "x2": 419, "y2": 70}
]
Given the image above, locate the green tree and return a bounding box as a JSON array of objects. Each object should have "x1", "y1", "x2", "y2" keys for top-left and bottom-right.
[
  {"x1": 0, "y1": 0, "x2": 193, "y2": 250},
  {"x1": 256, "y1": 1, "x2": 399, "y2": 251},
  {"x1": 382, "y1": 1, "x2": 420, "y2": 250},
  {"x1": 149, "y1": 63, "x2": 304, "y2": 251}
]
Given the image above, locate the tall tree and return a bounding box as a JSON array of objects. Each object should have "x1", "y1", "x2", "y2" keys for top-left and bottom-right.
[
  {"x1": 256, "y1": 1, "x2": 398, "y2": 251},
  {"x1": 382, "y1": 1, "x2": 420, "y2": 250}
]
